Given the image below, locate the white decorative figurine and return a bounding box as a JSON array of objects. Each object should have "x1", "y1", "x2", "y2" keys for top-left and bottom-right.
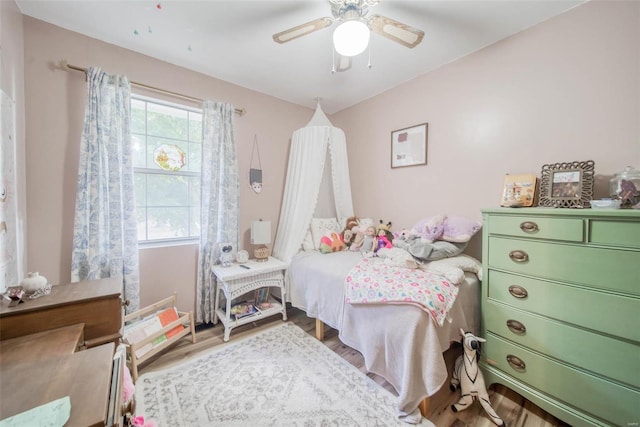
[
  {"x1": 218, "y1": 243, "x2": 234, "y2": 267},
  {"x1": 450, "y1": 328, "x2": 505, "y2": 426}
]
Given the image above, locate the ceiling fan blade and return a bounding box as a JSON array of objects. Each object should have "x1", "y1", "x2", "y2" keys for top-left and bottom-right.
[
  {"x1": 335, "y1": 54, "x2": 352, "y2": 72},
  {"x1": 368, "y1": 14, "x2": 424, "y2": 48},
  {"x1": 273, "y1": 17, "x2": 333, "y2": 44}
]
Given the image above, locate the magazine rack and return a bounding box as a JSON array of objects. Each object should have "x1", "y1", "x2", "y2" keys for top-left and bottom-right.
[{"x1": 123, "y1": 294, "x2": 196, "y2": 381}]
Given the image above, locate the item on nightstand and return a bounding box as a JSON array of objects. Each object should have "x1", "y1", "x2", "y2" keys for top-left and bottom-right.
[
  {"x1": 218, "y1": 243, "x2": 234, "y2": 267},
  {"x1": 236, "y1": 250, "x2": 249, "y2": 264},
  {"x1": 450, "y1": 329, "x2": 504, "y2": 426},
  {"x1": 251, "y1": 219, "x2": 272, "y2": 261}
]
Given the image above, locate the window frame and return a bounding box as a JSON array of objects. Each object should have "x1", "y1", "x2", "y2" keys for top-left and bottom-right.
[{"x1": 131, "y1": 94, "x2": 203, "y2": 248}]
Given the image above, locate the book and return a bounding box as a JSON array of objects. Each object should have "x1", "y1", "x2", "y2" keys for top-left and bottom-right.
[
  {"x1": 254, "y1": 288, "x2": 271, "y2": 309},
  {"x1": 230, "y1": 302, "x2": 258, "y2": 320},
  {"x1": 123, "y1": 315, "x2": 164, "y2": 358},
  {"x1": 157, "y1": 307, "x2": 185, "y2": 339}
]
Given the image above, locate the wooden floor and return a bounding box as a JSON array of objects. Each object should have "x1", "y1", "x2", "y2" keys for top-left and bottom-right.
[{"x1": 138, "y1": 305, "x2": 570, "y2": 427}]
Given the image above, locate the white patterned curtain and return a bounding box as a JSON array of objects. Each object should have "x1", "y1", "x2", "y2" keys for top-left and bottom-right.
[
  {"x1": 71, "y1": 67, "x2": 140, "y2": 312},
  {"x1": 196, "y1": 101, "x2": 238, "y2": 323}
]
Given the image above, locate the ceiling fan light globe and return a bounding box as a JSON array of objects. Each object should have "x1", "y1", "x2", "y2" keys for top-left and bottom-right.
[{"x1": 333, "y1": 20, "x2": 370, "y2": 57}]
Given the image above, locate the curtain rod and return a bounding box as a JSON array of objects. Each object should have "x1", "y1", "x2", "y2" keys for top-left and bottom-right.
[{"x1": 60, "y1": 61, "x2": 245, "y2": 116}]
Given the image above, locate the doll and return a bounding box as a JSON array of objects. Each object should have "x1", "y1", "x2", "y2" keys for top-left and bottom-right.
[
  {"x1": 359, "y1": 225, "x2": 377, "y2": 253},
  {"x1": 375, "y1": 220, "x2": 394, "y2": 252}
]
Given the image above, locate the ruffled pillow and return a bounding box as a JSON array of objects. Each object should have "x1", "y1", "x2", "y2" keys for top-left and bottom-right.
[{"x1": 413, "y1": 215, "x2": 481, "y2": 243}]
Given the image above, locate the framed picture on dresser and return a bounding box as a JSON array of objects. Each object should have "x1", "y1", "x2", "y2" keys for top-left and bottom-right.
[{"x1": 538, "y1": 160, "x2": 595, "y2": 208}]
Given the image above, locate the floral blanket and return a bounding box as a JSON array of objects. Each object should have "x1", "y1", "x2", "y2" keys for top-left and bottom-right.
[{"x1": 344, "y1": 256, "x2": 458, "y2": 326}]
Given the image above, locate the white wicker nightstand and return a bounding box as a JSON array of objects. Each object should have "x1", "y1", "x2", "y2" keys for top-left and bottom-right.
[{"x1": 212, "y1": 256, "x2": 288, "y2": 341}]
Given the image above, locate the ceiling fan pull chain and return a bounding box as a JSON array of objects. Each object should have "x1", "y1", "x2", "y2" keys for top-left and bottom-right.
[
  {"x1": 367, "y1": 42, "x2": 372, "y2": 69},
  {"x1": 331, "y1": 47, "x2": 336, "y2": 74}
]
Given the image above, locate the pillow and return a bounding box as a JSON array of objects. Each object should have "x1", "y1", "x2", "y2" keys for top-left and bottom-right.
[
  {"x1": 423, "y1": 254, "x2": 483, "y2": 285},
  {"x1": 359, "y1": 217, "x2": 375, "y2": 229},
  {"x1": 440, "y1": 216, "x2": 481, "y2": 243},
  {"x1": 310, "y1": 217, "x2": 341, "y2": 250},
  {"x1": 413, "y1": 215, "x2": 481, "y2": 243}
]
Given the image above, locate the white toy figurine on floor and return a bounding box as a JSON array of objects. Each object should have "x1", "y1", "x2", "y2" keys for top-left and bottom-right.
[{"x1": 450, "y1": 329, "x2": 505, "y2": 426}]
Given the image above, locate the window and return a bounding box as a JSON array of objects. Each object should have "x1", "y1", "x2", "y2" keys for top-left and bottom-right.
[{"x1": 131, "y1": 96, "x2": 202, "y2": 245}]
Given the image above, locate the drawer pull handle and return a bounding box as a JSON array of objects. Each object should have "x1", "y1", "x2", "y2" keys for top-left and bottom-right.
[
  {"x1": 507, "y1": 354, "x2": 526, "y2": 372},
  {"x1": 506, "y1": 319, "x2": 527, "y2": 335},
  {"x1": 509, "y1": 250, "x2": 529, "y2": 263},
  {"x1": 508, "y1": 285, "x2": 528, "y2": 299},
  {"x1": 519, "y1": 221, "x2": 539, "y2": 233}
]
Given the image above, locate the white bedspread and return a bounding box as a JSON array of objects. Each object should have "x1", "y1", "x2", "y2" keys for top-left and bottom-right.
[{"x1": 287, "y1": 250, "x2": 480, "y2": 421}]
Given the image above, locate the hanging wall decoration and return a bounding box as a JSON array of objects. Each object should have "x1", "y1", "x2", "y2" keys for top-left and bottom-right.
[{"x1": 250, "y1": 135, "x2": 263, "y2": 193}]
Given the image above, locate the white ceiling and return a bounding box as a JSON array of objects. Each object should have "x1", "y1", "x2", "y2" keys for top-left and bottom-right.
[{"x1": 17, "y1": 0, "x2": 585, "y2": 114}]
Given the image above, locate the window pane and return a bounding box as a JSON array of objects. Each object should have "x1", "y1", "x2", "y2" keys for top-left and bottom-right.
[
  {"x1": 147, "y1": 207, "x2": 189, "y2": 239},
  {"x1": 189, "y1": 114, "x2": 202, "y2": 142},
  {"x1": 190, "y1": 207, "x2": 200, "y2": 237},
  {"x1": 147, "y1": 103, "x2": 188, "y2": 140},
  {"x1": 188, "y1": 176, "x2": 200, "y2": 206},
  {"x1": 187, "y1": 142, "x2": 201, "y2": 172},
  {"x1": 131, "y1": 99, "x2": 146, "y2": 134},
  {"x1": 131, "y1": 134, "x2": 146, "y2": 168},
  {"x1": 146, "y1": 174, "x2": 189, "y2": 207},
  {"x1": 136, "y1": 208, "x2": 147, "y2": 241},
  {"x1": 134, "y1": 173, "x2": 146, "y2": 206}
]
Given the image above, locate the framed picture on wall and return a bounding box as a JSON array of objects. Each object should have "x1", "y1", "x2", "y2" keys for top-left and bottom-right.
[{"x1": 391, "y1": 123, "x2": 428, "y2": 168}]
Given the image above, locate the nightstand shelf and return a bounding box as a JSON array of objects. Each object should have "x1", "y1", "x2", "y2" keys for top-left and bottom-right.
[{"x1": 212, "y1": 257, "x2": 288, "y2": 341}]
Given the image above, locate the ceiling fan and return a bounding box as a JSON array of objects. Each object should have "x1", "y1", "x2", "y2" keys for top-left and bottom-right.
[{"x1": 273, "y1": 0, "x2": 424, "y2": 72}]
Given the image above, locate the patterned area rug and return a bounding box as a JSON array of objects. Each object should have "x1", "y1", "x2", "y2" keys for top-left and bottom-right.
[{"x1": 135, "y1": 323, "x2": 434, "y2": 426}]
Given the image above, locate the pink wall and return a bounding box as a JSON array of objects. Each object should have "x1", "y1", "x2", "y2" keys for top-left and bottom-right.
[
  {"x1": 333, "y1": 0, "x2": 639, "y2": 258},
  {"x1": 1, "y1": 0, "x2": 27, "y2": 288},
  {"x1": 22, "y1": 17, "x2": 312, "y2": 312},
  {"x1": 19, "y1": 1, "x2": 640, "y2": 312}
]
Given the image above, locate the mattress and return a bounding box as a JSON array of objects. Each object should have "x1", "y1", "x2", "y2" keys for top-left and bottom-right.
[{"x1": 287, "y1": 250, "x2": 481, "y2": 421}]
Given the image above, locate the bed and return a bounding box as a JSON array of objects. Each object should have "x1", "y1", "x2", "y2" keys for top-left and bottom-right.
[{"x1": 287, "y1": 249, "x2": 481, "y2": 423}]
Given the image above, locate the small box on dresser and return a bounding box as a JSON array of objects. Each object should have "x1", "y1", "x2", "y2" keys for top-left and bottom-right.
[{"x1": 481, "y1": 207, "x2": 639, "y2": 427}]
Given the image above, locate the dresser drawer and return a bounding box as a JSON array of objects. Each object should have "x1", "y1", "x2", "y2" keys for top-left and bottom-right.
[
  {"x1": 486, "y1": 270, "x2": 638, "y2": 342},
  {"x1": 589, "y1": 219, "x2": 640, "y2": 249},
  {"x1": 487, "y1": 236, "x2": 640, "y2": 296},
  {"x1": 484, "y1": 301, "x2": 639, "y2": 388},
  {"x1": 484, "y1": 333, "x2": 640, "y2": 426},
  {"x1": 486, "y1": 215, "x2": 584, "y2": 242}
]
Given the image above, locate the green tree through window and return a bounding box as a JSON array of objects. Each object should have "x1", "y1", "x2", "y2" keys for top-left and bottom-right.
[{"x1": 132, "y1": 96, "x2": 202, "y2": 244}]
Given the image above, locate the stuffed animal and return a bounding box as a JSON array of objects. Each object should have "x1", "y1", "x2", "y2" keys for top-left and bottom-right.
[
  {"x1": 349, "y1": 224, "x2": 366, "y2": 251},
  {"x1": 450, "y1": 329, "x2": 504, "y2": 426},
  {"x1": 319, "y1": 232, "x2": 345, "y2": 253},
  {"x1": 341, "y1": 216, "x2": 360, "y2": 248}
]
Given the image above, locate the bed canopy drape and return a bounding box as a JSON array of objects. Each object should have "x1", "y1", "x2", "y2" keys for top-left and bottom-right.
[{"x1": 272, "y1": 103, "x2": 354, "y2": 263}]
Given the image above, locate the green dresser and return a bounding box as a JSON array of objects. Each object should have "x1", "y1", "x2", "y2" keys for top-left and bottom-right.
[{"x1": 481, "y1": 208, "x2": 640, "y2": 427}]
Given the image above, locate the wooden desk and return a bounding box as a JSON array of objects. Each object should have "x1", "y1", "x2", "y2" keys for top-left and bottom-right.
[
  {"x1": 0, "y1": 343, "x2": 115, "y2": 426},
  {"x1": 0, "y1": 323, "x2": 84, "y2": 365},
  {"x1": 0, "y1": 277, "x2": 123, "y2": 347}
]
